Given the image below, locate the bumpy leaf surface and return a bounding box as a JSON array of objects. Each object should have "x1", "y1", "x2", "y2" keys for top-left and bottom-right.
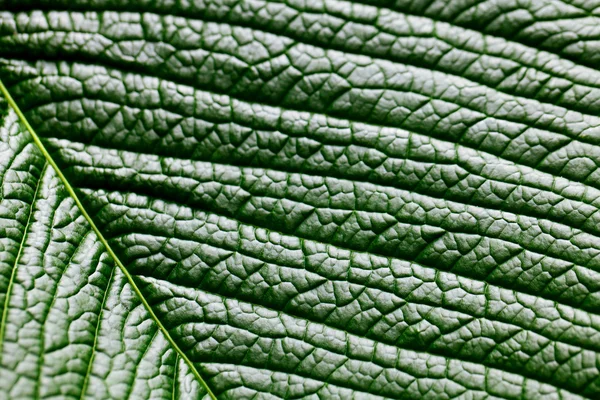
[{"x1": 1, "y1": 0, "x2": 600, "y2": 398}]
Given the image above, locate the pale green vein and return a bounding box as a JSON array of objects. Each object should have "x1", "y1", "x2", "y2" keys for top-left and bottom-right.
[
  {"x1": 172, "y1": 354, "x2": 179, "y2": 400},
  {"x1": 78, "y1": 265, "x2": 116, "y2": 400},
  {"x1": 0, "y1": 78, "x2": 218, "y2": 400},
  {"x1": 35, "y1": 230, "x2": 89, "y2": 400},
  {"x1": 0, "y1": 161, "x2": 47, "y2": 365}
]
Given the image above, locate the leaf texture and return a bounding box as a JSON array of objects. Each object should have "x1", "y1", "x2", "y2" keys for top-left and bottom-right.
[{"x1": 0, "y1": 0, "x2": 600, "y2": 398}]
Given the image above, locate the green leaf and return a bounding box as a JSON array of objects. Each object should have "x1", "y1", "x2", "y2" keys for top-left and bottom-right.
[{"x1": 0, "y1": 1, "x2": 600, "y2": 398}]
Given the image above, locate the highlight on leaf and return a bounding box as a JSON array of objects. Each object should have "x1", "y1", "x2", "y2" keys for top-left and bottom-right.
[{"x1": 1, "y1": 1, "x2": 600, "y2": 399}]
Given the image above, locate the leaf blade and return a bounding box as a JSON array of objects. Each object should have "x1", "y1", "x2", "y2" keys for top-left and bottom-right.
[
  {"x1": 0, "y1": 79, "x2": 216, "y2": 400},
  {"x1": 1, "y1": 2, "x2": 600, "y2": 398}
]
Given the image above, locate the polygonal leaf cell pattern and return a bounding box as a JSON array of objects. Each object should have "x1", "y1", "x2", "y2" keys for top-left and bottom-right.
[{"x1": 1, "y1": 0, "x2": 600, "y2": 398}]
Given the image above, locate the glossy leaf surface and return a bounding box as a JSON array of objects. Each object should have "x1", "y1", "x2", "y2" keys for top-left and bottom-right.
[{"x1": 1, "y1": 0, "x2": 600, "y2": 398}]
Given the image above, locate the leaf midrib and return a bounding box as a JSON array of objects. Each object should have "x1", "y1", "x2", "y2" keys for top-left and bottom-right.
[{"x1": 0, "y1": 78, "x2": 218, "y2": 400}]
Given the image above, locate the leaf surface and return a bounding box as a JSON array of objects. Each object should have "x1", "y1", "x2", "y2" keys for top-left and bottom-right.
[{"x1": 0, "y1": 1, "x2": 600, "y2": 398}]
